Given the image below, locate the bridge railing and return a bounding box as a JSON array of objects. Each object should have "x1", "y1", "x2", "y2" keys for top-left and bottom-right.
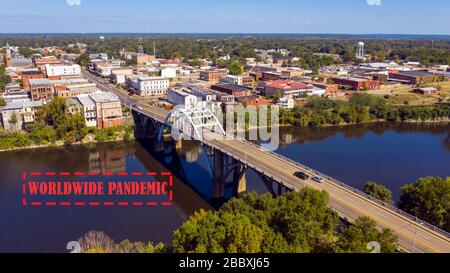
[{"x1": 232, "y1": 136, "x2": 450, "y2": 239}]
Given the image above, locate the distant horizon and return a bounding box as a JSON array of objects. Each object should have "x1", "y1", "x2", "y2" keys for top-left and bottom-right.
[
  {"x1": 1, "y1": 0, "x2": 450, "y2": 35},
  {"x1": 1, "y1": 32, "x2": 450, "y2": 38}
]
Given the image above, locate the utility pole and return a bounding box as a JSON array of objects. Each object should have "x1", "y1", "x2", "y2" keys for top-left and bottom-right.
[{"x1": 153, "y1": 41, "x2": 156, "y2": 57}]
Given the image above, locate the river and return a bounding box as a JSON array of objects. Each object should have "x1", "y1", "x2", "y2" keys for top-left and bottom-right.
[{"x1": 0, "y1": 122, "x2": 448, "y2": 252}]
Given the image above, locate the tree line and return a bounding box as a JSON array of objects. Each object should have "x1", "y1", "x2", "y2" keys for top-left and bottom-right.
[
  {"x1": 280, "y1": 94, "x2": 450, "y2": 127},
  {"x1": 364, "y1": 177, "x2": 450, "y2": 233},
  {"x1": 77, "y1": 188, "x2": 399, "y2": 253},
  {"x1": 1, "y1": 35, "x2": 450, "y2": 67}
]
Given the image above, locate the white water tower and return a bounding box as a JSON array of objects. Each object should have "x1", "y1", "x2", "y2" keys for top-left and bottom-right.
[{"x1": 356, "y1": 41, "x2": 365, "y2": 59}]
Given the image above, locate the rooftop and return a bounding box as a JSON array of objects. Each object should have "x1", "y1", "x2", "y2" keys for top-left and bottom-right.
[
  {"x1": 77, "y1": 95, "x2": 95, "y2": 106},
  {"x1": 395, "y1": 70, "x2": 435, "y2": 77},
  {"x1": 89, "y1": 92, "x2": 120, "y2": 103},
  {"x1": 3, "y1": 100, "x2": 43, "y2": 111},
  {"x1": 212, "y1": 83, "x2": 249, "y2": 92},
  {"x1": 21, "y1": 70, "x2": 44, "y2": 75},
  {"x1": 265, "y1": 80, "x2": 312, "y2": 90},
  {"x1": 29, "y1": 78, "x2": 51, "y2": 85}
]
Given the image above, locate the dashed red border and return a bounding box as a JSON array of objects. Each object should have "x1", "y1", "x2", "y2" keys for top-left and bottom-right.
[{"x1": 22, "y1": 171, "x2": 173, "y2": 207}]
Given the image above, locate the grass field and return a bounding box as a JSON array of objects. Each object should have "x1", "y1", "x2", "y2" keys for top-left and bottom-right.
[{"x1": 366, "y1": 81, "x2": 450, "y2": 106}]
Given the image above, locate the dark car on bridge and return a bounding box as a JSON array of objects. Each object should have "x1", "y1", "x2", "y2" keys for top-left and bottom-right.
[{"x1": 294, "y1": 171, "x2": 309, "y2": 181}]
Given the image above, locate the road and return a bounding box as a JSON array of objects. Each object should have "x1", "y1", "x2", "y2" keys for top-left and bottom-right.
[{"x1": 83, "y1": 71, "x2": 450, "y2": 253}]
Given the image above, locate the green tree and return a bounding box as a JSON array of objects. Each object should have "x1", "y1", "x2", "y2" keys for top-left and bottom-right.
[
  {"x1": 273, "y1": 91, "x2": 282, "y2": 102},
  {"x1": 0, "y1": 98, "x2": 6, "y2": 107},
  {"x1": 9, "y1": 112, "x2": 19, "y2": 131},
  {"x1": 116, "y1": 240, "x2": 166, "y2": 253},
  {"x1": 77, "y1": 53, "x2": 90, "y2": 66},
  {"x1": 227, "y1": 60, "x2": 244, "y2": 76},
  {"x1": 364, "y1": 182, "x2": 394, "y2": 205},
  {"x1": 398, "y1": 177, "x2": 450, "y2": 231},
  {"x1": 172, "y1": 209, "x2": 265, "y2": 253},
  {"x1": 338, "y1": 217, "x2": 398, "y2": 253}
]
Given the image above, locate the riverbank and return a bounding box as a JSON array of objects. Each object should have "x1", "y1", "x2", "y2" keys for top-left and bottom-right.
[
  {"x1": 0, "y1": 125, "x2": 135, "y2": 153},
  {"x1": 279, "y1": 95, "x2": 450, "y2": 128}
]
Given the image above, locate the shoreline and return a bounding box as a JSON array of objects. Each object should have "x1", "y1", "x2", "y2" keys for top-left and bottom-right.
[
  {"x1": 1, "y1": 119, "x2": 448, "y2": 153},
  {"x1": 0, "y1": 134, "x2": 135, "y2": 153}
]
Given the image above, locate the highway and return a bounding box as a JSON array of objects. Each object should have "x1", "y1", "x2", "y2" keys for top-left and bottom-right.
[{"x1": 83, "y1": 71, "x2": 450, "y2": 253}]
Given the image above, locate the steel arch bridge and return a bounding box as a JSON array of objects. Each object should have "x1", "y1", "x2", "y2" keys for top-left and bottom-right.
[{"x1": 159, "y1": 107, "x2": 226, "y2": 142}]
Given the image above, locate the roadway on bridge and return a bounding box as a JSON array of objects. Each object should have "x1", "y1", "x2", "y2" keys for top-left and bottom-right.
[{"x1": 83, "y1": 71, "x2": 450, "y2": 253}]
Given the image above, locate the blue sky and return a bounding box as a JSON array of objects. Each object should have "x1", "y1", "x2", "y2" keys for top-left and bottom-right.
[{"x1": 0, "y1": 0, "x2": 449, "y2": 34}]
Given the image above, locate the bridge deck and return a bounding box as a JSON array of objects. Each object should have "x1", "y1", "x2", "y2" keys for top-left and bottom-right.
[{"x1": 84, "y1": 70, "x2": 450, "y2": 253}]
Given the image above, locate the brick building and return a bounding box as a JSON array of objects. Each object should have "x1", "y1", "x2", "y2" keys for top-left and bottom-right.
[
  {"x1": 331, "y1": 77, "x2": 381, "y2": 91},
  {"x1": 89, "y1": 92, "x2": 124, "y2": 129},
  {"x1": 29, "y1": 78, "x2": 54, "y2": 101},
  {"x1": 388, "y1": 71, "x2": 445, "y2": 84},
  {"x1": 236, "y1": 96, "x2": 269, "y2": 108},
  {"x1": 199, "y1": 69, "x2": 228, "y2": 82},
  {"x1": 21, "y1": 70, "x2": 45, "y2": 91},
  {"x1": 211, "y1": 83, "x2": 250, "y2": 97}
]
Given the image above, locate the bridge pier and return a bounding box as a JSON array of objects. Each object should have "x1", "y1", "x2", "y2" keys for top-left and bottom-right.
[{"x1": 233, "y1": 163, "x2": 247, "y2": 196}]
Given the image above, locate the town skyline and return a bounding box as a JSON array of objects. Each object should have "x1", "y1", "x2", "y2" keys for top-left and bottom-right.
[{"x1": 1, "y1": 0, "x2": 450, "y2": 35}]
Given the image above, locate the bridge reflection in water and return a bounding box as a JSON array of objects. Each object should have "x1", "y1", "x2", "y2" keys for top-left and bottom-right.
[{"x1": 132, "y1": 107, "x2": 287, "y2": 209}]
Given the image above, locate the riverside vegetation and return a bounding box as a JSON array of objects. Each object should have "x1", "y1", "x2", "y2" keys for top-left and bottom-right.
[
  {"x1": 78, "y1": 189, "x2": 399, "y2": 253},
  {"x1": 0, "y1": 97, "x2": 134, "y2": 151},
  {"x1": 78, "y1": 176, "x2": 450, "y2": 253},
  {"x1": 280, "y1": 94, "x2": 450, "y2": 127}
]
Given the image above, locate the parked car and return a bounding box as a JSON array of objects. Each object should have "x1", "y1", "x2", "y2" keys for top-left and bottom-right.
[
  {"x1": 312, "y1": 176, "x2": 324, "y2": 183},
  {"x1": 294, "y1": 171, "x2": 309, "y2": 181}
]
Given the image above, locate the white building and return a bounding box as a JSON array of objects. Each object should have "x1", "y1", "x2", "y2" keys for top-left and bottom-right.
[
  {"x1": 110, "y1": 68, "x2": 134, "y2": 84},
  {"x1": 45, "y1": 64, "x2": 81, "y2": 78},
  {"x1": 220, "y1": 74, "x2": 243, "y2": 86},
  {"x1": 128, "y1": 76, "x2": 170, "y2": 97},
  {"x1": 77, "y1": 95, "x2": 97, "y2": 127},
  {"x1": 161, "y1": 68, "x2": 177, "y2": 78},
  {"x1": 277, "y1": 96, "x2": 295, "y2": 109},
  {"x1": 1, "y1": 100, "x2": 43, "y2": 131},
  {"x1": 168, "y1": 88, "x2": 198, "y2": 109}
]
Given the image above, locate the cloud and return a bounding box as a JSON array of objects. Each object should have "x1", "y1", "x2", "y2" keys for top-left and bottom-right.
[
  {"x1": 367, "y1": 0, "x2": 382, "y2": 6},
  {"x1": 66, "y1": 0, "x2": 81, "y2": 6}
]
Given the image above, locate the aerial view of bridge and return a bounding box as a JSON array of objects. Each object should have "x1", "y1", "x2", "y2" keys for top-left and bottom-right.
[{"x1": 83, "y1": 71, "x2": 450, "y2": 254}]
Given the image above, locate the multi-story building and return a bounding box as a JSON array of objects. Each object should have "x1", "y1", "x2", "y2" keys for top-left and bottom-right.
[
  {"x1": 260, "y1": 80, "x2": 324, "y2": 97},
  {"x1": 219, "y1": 75, "x2": 254, "y2": 88},
  {"x1": 211, "y1": 83, "x2": 249, "y2": 97},
  {"x1": 388, "y1": 71, "x2": 445, "y2": 84},
  {"x1": 110, "y1": 68, "x2": 134, "y2": 84},
  {"x1": 281, "y1": 68, "x2": 305, "y2": 78},
  {"x1": 277, "y1": 96, "x2": 295, "y2": 109},
  {"x1": 4, "y1": 83, "x2": 22, "y2": 94},
  {"x1": 167, "y1": 88, "x2": 198, "y2": 109},
  {"x1": 199, "y1": 69, "x2": 228, "y2": 82},
  {"x1": 296, "y1": 79, "x2": 339, "y2": 95},
  {"x1": 21, "y1": 70, "x2": 45, "y2": 91},
  {"x1": 161, "y1": 68, "x2": 177, "y2": 78},
  {"x1": 77, "y1": 95, "x2": 98, "y2": 127},
  {"x1": 89, "y1": 53, "x2": 109, "y2": 60},
  {"x1": 89, "y1": 92, "x2": 124, "y2": 129},
  {"x1": 34, "y1": 56, "x2": 60, "y2": 69},
  {"x1": 331, "y1": 76, "x2": 381, "y2": 91},
  {"x1": 29, "y1": 78, "x2": 54, "y2": 101},
  {"x1": 1, "y1": 100, "x2": 43, "y2": 131},
  {"x1": 128, "y1": 75, "x2": 170, "y2": 97},
  {"x1": 66, "y1": 97, "x2": 83, "y2": 116},
  {"x1": 57, "y1": 83, "x2": 98, "y2": 98},
  {"x1": 132, "y1": 53, "x2": 156, "y2": 65},
  {"x1": 236, "y1": 96, "x2": 269, "y2": 109},
  {"x1": 45, "y1": 64, "x2": 81, "y2": 80}
]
